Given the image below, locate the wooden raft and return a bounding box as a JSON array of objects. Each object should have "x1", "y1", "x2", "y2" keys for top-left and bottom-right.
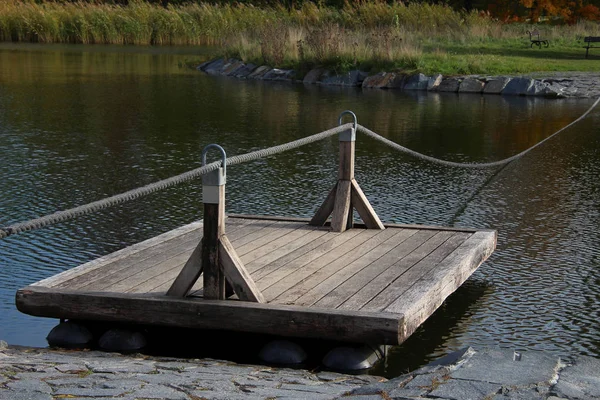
[
  {"x1": 16, "y1": 116, "x2": 496, "y2": 345},
  {"x1": 16, "y1": 215, "x2": 495, "y2": 345}
]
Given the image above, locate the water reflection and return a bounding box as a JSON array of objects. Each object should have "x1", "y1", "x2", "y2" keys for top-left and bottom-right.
[{"x1": 0, "y1": 44, "x2": 599, "y2": 373}]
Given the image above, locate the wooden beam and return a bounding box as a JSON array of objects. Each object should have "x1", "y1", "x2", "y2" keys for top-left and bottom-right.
[
  {"x1": 203, "y1": 185, "x2": 226, "y2": 300},
  {"x1": 330, "y1": 180, "x2": 352, "y2": 232},
  {"x1": 385, "y1": 230, "x2": 496, "y2": 340},
  {"x1": 309, "y1": 184, "x2": 337, "y2": 227},
  {"x1": 338, "y1": 141, "x2": 355, "y2": 180},
  {"x1": 227, "y1": 214, "x2": 487, "y2": 233},
  {"x1": 16, "y1": 286, "x2": 403, "y2": 344},
  {"x1": 351, "y1": 179, "x2": 385, "y2": 230},
  {"x1": 219, "y1": 235, "x2": 265, "y2": 303},
  {"x1": 33, "y1": 221, "x2": 203, "y2": 288},
  {"x1": 166, "y1": 241, "x2": 203, "y2": 297}
]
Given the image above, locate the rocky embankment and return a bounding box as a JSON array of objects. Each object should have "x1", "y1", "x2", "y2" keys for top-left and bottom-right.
[
  {"x1": 198, "y1": 58, "x2": 600, "y2": 98},
  {"x1": 1, "y1": 341, "x2": 599, "y2": 399}
]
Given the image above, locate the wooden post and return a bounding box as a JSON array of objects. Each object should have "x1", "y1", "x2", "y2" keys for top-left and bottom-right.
[
  {"x1": 311, "y1": 112, "x2": 385, "y2": 232},
  {"x1": 167, "y1": 145, "x2": 264, "y2": 303},
  {"x1": 202, "y1": 182, "x2": 226, "y2": 300}
]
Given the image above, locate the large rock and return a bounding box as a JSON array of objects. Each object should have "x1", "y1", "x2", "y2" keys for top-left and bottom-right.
[
  {"x1": 196, "y1": 59, "x2": 216, "y2": 71},
  {"x1": 437, "y1": 78, "x2": 461, "y2": 92},
  {"x1": 222, "y1": 60, "x2": 245, "y2": 76},
  {"x1": 247, "y1": 65, "x2": 272, "y2": 79},
  {"x1": 555, "y1": 356, "x2": 600, "y2": 399},
  {"x1": 303, "y1": 68, "x2": 329, "y2": 84},
  {"x1": 233, "y1": 63, "x2": 257, "y2": 79},
  {"x1": 362, "y1": 72, "x2": 390, "y2": 88},
  {"x1": 321, "y1": 70, "x2": 367, "y2": 86},
  {"x1": 459, "y1": 77, "x2": 485, "y2": 93},
  {"x1": 540, "y1": 82, "x2": 566, "y2": 98},
  {"x1": 201, "y1": 58, "x2": 226, "y2": 75},
  {"x1": 450, "y1": 348, "x2": 559, "y2": 386},
  {"x1": 427, "y1": 74, "x2": 443, "y2": 90},
  {"x1": 483, "y1": 77, "x2": 511, "y2": 94},
  {"x1": 526, "y1": 79, "x2": 548, "y2": 96},
  {"x1": 262, "y1": 68, "x2": 295, "y2": 81},
  {"x1": 404, "y1": 73, "x2": 429, "y2": 90},
  {"x1": 502, "y1": 77, "x2": 534, "y2": 95}
]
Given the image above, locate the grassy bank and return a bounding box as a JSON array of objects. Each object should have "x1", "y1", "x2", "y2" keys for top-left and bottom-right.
[{"x1": 0, "y1": 0, "x2": 599, "y2": 75}]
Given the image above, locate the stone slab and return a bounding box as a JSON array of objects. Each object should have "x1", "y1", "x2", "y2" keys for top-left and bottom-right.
[
  {"x1": 321, "y1": 70, "x2": 367, "y2": 86},
  {"x1": 555, "y1": 356, "x2": 600, "y2": 399},
  {"x1": 502, "y1": 77, "x2": 534, "y2": 95},
  {"x1": 459, "y1": 78, "x2": 485, "y2": 93},
  {"x1": 429, "y1": 379, "x2": 501, "y2": 400},
  {"x1": 303, "y1": 68, "x2": 329, "y2": 84},
  {"x1": 262, "y1": 68, "x2": 295, "y2": 81},
  {"x1": 450, "y1": 348, "x2": 559, "y2": 386},
  {"x1": 404, "y1": 73, "x2": 429, "y2": 90},
  {"x1": 248, "y1": 65, "x2": 272, "y2": 79},
  {"x1": 428, "y1": 74, "x2": 443, "y2": 91},
  {"x1": 437, "y1": 78, "x2": 461, "y2": 92},
  {"x1": 483, "y1": 77, "x2": 511, "y2": 94}
]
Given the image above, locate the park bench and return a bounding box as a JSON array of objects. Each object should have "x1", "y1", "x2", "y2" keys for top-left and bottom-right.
[
  {"x1": 584, "y1": 36, "x2": 600, "y2": 58},
  {"x1": 527, "y1": 30, "x2": 549, "y2": 48}
]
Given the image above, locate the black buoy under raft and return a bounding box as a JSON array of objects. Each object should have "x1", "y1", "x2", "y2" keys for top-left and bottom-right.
[{"x1": 47, "y1": 321, "x2": 93, "y2": 349}]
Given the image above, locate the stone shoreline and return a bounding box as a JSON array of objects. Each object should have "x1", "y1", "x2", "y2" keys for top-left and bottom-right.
[
  {"x1": 1, "y1": 341, "x2": 599, "y2": 399},
  {"x1": 198, "y1": 58, "x2": 600, "y2": 99}
]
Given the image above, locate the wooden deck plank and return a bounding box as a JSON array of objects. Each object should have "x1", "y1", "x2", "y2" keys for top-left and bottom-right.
[
  {"x1": 386, "y1": 231, "x2": 496, "y2": 339},
  {"x1": 33, "y1": 221, "x2": 203, "y2": 288},
  {"x1": 228, "y1": 214, "x2": 485, "y2": 233},
  {"x1": 122, "y1": 224, "x2": 264, "y2": 294},
  {"x1": 259, "y1": 229, "x2": 386, "y2": 302},
  {"x1": 16, "y1": 286, "x2": 403, "y2": 344},
  {"x1": 226, "y1": 220, "x2": 290, "y2": 248},
  {"x1": 66, "y1": 234, "x2": 201, "y2": 291},
  {"x1": 248, "y1": 229, "x2": 363, "y2": 282},
  {"x1": 50, "y1": 217, "x2": 255, "y2": 291},
  {"x1": 271, "y1": 227, "x2": 402, "y2": 305},
  {"x1": 313, "y1": 229, "x2": 436, "y2": 309},
  {"x1": 234, "y1": 222, "x2": 306, "y2": 258},
  {"x1": 243, "y1": 228, "x2": 330, "y2": 273},
  {"x1": 184, "y1": 226, "x2": 331, "y2": 298},
  {"x1": 17, "y1": 215, "x2": 496, "y2": 346},
  {"x1": 294, "y1": 228, "x2": 419, "y2": 307},
  {"x1": 82, "y1": 220, "x2": 258, "y2": 293},
  {"x1": 359, "y1": 232, "x2": 471, "y2": 312}
]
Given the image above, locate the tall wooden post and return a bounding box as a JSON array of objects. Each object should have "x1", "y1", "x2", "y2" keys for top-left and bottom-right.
[
  {"x1": 311, "y1": 111, "x2": 385, "y2": 233},
  {"x1": 201, "y1": 156, "x2": 227, "y2": 300},
  {"x1": 167, "y1": 145, "x2": 264, "y2": 303}
]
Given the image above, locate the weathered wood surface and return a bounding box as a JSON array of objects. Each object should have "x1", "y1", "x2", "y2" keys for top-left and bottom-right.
[
  {"x1": 18, "y1": 215, "x2": 496, "y2": 345},
  {"x1": 330, "y1": 179, "x2": 352, "y2": 232},
  {"x1": 202, "y1": 186, "x2": 226, "y2": 300},
  {"x1": 351, "y1": 179, "x2": 385, "y2": 230},
  {"x1": 236, "y1": 214, "x2": 484, "y2": 233},
  {"x1": 16, "y1": 286, "x2": 402, "y2": 344},
  {"x1": 33, "y1": 220, "x2": 204, "y2": 288},
  {"x1": 219, "y1": 235, "x2": 264, "y2": 303}
]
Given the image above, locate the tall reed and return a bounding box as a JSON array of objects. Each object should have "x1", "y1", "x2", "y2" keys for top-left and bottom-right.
[{"x1": 1, "y1": 1, "x2": 598, "y2": 73}]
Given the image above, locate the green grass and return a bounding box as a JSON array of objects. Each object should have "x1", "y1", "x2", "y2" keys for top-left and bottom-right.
[{"x1": 0, "y1": 0, "x2": 599, "y2": 75}]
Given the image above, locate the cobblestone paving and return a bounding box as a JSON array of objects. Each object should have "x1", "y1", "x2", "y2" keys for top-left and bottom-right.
[
  {"x1": 0, "y1": 342, "x2": 381, "y2": 400},
  {"x1": 1, "y1": 342, "x2": 599, "y2": 400}
]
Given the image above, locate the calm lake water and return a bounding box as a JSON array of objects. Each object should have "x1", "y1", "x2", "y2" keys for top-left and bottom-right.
[{"x1": 0, "y1": 43, "x2": 598, "y2": 376}]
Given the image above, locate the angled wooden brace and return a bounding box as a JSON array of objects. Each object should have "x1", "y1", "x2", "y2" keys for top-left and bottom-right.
[
  {"x1": 167, "y1": 145, "x2": 264, "y2": 302},
  {"x1": 310, "y1": 111, "x2": 385, "y2": 233}
]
